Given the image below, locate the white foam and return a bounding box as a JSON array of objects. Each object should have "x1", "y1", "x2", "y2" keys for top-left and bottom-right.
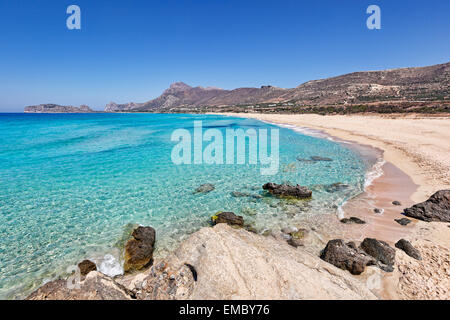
[
  {"x1": 364, "y1": 158, "x2": 386, "y2": 189},
  {"x1": 97, "y1": 254, "x2": 123, "y2": 277}
]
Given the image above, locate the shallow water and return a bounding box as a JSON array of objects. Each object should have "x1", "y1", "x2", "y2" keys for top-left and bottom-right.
[{"x1": 0, "y1": 113, "x2": 370, "y2": 299}]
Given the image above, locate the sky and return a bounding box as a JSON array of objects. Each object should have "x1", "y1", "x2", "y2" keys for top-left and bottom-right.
[{"x1": 0, "y1": 0, "x2": 449, "y2": 112}]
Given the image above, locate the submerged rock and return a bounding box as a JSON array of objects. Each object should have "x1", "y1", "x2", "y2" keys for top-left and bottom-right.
[
  {"x1": 360, "y1": 238, "x2": 396, "y2": 267},
  {"x1": 211, "y1": 212, "x2": 244, "y2": 227},
  {"x1": 324, "y1": 182, "x2": 349, "y2": 193},
  {"x1": 403, "y1": 190, "x2": 450, "y2": 222},
  {"x1": 340, "y1": 217, "x2": 366, "y2": 224},
  {"x1": 194, "y1": 183, "x2": 215, "y2": 194},
  {"x1": 320, "y1": 239, "x2": 376, "y2": 275},
  {"x1": 124, "y1": 226, "x2": 156, "y2": 273},
  {"x1": 78, "y1": 260, "x2": 97, "y2": 276},
  {"x1": 395, "y1": 239, "x2": 422, "y2": 260},
  {"x1": 262, "y1": 182, "x2": 312, "y2": 199},
  {"x1": 395, "y1": 218, "x2": 412, "y2": 226},
  {"x1": 310, "y1": 156, "x2": 333, "y2": 162}
]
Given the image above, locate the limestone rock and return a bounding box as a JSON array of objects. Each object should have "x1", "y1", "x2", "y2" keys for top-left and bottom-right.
[
  {"x1": 78, "y1": 260, "x2": 97, "y2": 276},
  {"x1": 360, "y1": 238, "x2": 396, "y2": 267},
  {"x1": 124, "y1": 226, "x2": 156, "y2": 273},
  {"x1": 26, "y1": 271, "x2": 132, "y2": 300},
  {"x1": 395, "y1": 239, "x2": 422, "y2": 260},
  {"x1": 320, "y1": 239, "x2": 376, "y2": 275},
  {"x1": 262, "y1": 182, "x2": 312, "y2": 199},
  {"x1": 211, "y1": 212, "x2": 244, "y2": 227},
  {"x1": 403, "y1": 190, "x2": 450, "y2": 222}
]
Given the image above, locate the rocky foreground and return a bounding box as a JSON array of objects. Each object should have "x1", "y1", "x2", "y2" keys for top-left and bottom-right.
[{"x1": 27, "y1": 190, "x2": 450, "y2": 300}]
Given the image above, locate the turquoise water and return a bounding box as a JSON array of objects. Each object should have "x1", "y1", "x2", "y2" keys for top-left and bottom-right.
[{"x1": 0, "y1": 113, "x2": 369, "y2": 299}]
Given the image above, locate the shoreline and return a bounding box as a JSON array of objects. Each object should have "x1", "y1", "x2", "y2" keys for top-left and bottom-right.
[
  {"x1": 24, "y1": 112, "x2": 449, "y2": 300},
  {"x1": 213, "y1": 112, "x2": 450, "y2": 299}
]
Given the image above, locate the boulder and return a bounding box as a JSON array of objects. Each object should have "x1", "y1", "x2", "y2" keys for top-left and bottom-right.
[
  {"x1": 320, "y1": 239, "x2": 376, "y2": 275},
  {"x1": 211, "y1": 212, "x2": 244, "y2": 227},
  {"x1": 26, "y1": 271, "x2": 132, "y2": 300},
  {"x1": 340, "y1": 217, "x2": 366, "y2": 224},
  {"x1": 78, "y1": 260, "x2": 97, "y2": 276},
  {"x1": 392, "y1": 201, "x2": 402, "y2": 206},
  {"x1": 194, "y1": 183, "x2": 215, "y2": 194},
  {"x1": 403, "y1": 190, "x2": 450, "y2": 222},
  {"x1": 395, "y1": 218, "x2": 412, "y2": 226},
  {"x1": 360, "y1": 238, "x2": 396, "y2": 267},
  {"x1": 124, "y1": 226, "x2": 156, "y2": 273},
  {"x1": 262, "y1": 182, "x2": 312, "y2": 199},
  {"x1": 395, "y1": 239, "x2": 422, "y2": 260},
  {"x1": 374, "y1": 208, "x2": 382, "y2": 214}
]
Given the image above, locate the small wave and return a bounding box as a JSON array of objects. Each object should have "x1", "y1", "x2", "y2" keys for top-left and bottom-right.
[
  {"x1": 97, "y1": 254, "x2": 123, "y2": 277},
  {"x1": 364, "y1": 157, "x2": 386, "y2": 189}
]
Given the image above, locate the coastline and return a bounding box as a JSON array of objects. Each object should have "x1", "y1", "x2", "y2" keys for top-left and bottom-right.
[
  {"x1": 212, "y1": 112, "x2": 450, "y2": 299},
  {"x1": 24, "y1": 112, "x2": 449, "y2": 300}
]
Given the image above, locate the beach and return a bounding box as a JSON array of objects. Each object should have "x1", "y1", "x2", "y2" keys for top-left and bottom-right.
[
  {"x1": 18, "y1": 113, "x2": 450, "y2": 300},
  {"x1": 215, "y1": 112, "x2": 450, "y2": 299}
]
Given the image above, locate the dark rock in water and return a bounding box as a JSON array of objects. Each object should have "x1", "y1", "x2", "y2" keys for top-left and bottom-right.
[
  {"x1": 244, "y1": 225, "x2": 258, "y2": 233},
  {"x1": 374, "y1": 208, "x2": 382, "y2": 214},
  {"x1": 395, "y1": 218, "x2": 412, "y2": 226},
  {"x1": 395, "y1": 239, "x2": 422, "y2": 260},
  {"x1": 392, "y1": 201, "x2": 402, "y2": 206},
  {"x1": 211, "y1": 212, "x2": 244, "y2": 227},
  {"x1": 78, "y1": 260, "x2": 97, "y2": 276},
  {"x1": 194, "y1": 183, "x2": 215, "y2": 194},
  {"x1": 320, "y1": 239, "x2": 376, "y2": 275},
  {"x1": 310, "y1": 156, "x2": 333, "y2": 162},
  {"x1": 340, "y1": 217, "x2": 366, "y2": 224},
  {"x1": 360, "y1": 238, "x2": 396, "y2": 267},
  {"x1": 403, "y1": 190, "x2": 450, "y2": 222},
  {"x1": 296, "y1": 157, "x2": 316, "y2": 163},
  {"x1": 124, "y1": 226, "x2": 156, "y2": 273},
  {"x1": 262, "y1": 183, "x2": 312, "y2": 199}
]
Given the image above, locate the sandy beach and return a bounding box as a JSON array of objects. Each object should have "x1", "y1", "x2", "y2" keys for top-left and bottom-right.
[{"x1": 215, "y1": 112, "x2": 450, "y2": 299}]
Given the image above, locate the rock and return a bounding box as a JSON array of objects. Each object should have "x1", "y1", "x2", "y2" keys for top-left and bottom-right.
[
  {"x1": 211, "y1": 212, "x2": 244, "y2": 227},
  {"x1": 78, "y1": 260, "x2": 97, "y2": 276},
  {"x1": 124, "y1": 226, "x2": 156, "y2": 273},
  {"x1": 320, "y1": 239, "x2": 376, "y2": 275},
  {"x1": 360, "y1": 238, "x2": 396, "y2": 266},
  {"x1": 374, "y1": 208, "x2": 382, "y2": 214},
  {"x1": 26, "y1": 271, "x2": 132, "y2": 300},
  {"x1": 340, "y1": 217, "x2": 366, "y2": 224},
  {"x1": 287, "y1": 238, "x2": 304, "y2": 248},
  {"x1": 194, "y1": 183, "x2": 215, "y2": 194},
  {"x1": 395, "y1": 239, "x2": 422, "y2": 260},
  {"x1": 402, "y1": 190, "x2": 450, "y2": 222},
  {"x1": 395, "y1": 218, "x2": 412, "y2": 226},
  {"x1": 291, "y1": 228, "x2": 309, "y2": 239},
  {"x1": 310, "y1": 156, "x2": 333, "y2": 162},
  {"x1": 392, "y1": 201, "x2": 402, "y2": 206},
  {"x1": 150, "y1": 224, "x2": 377, "y2": 299},
  {"x1": 262, "y1": 182, "x2": 312, "y2": 199}
]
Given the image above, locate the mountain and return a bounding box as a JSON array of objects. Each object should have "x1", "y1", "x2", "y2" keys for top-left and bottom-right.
[
  {"x1": 25, "y1": 104, "x2": 93, "y2": 113},
  {"x1": 103, "y1": 62, "x2": 449, "y2": 112}
]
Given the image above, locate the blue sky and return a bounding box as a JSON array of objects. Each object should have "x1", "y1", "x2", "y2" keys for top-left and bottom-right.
[{"x1": 0, "y1": 0, "x2": 449, "y2": 112}]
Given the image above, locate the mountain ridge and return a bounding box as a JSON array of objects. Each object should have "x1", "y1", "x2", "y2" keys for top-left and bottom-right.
[{"x1": 103, "y1": 62, "x2": 449, "y2": 113}]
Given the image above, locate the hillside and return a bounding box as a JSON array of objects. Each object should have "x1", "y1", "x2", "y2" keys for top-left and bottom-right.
[{"x1": 104, "y1": 62, "x2": 449, "y2": 113}]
